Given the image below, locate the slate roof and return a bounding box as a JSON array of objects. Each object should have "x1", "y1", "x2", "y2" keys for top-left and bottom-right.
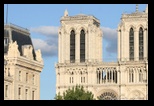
[{"x1": 4, "y1": 24, "x2": 36, "y2": 60}]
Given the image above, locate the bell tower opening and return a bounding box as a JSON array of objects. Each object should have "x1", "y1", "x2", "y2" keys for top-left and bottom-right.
[
  {"x1": 80, "y1": 29, "x2": 85, "y2": 62},
  {"x1": 70, "y1": 30, "x2": 75, "y2": 63}
]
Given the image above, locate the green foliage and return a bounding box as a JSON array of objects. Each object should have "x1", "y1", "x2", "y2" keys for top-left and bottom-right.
[
  {"x1": 54, "y1": 92, "x2": 63, "y2": 100},
  {"x1": 54, "y1": 85, "x2": 95, "y2": 100}
]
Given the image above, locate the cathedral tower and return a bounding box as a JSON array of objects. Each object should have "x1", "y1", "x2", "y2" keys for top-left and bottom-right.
[
  {"x1": 117, "y1": 5, "x2": 148, "y2": 62},
  {"x1": 58, "y1": 10, "x2": 102, "y2": 64}
]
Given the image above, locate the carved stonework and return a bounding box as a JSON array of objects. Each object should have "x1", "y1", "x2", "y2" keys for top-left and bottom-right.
[
  {"x1": 22, "y1": 45, "x2": 33, "y2": 60},
  {"x1": 123, "y1": 18, "x2": 147, "y2": 22},
  {"x1": 35, "y1": 49, "x2": 43, "y2": 63},
  {"x1": 128, "y1": 90, "x2": 145, "y2": 100},
  {"x1": 8, "y1": 41, "x2": 20, "y2": 57}
]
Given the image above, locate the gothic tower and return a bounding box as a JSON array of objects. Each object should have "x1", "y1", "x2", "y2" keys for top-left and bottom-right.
[
  {"x1": 56, "y1": 10, "x2": 103, "y2": 95},
  {"x1": 117, "y1": 5, "x2": 148, "y2": 62},
  {"x1": 58, "y1": 10, "x2": 102, "y2": 64}
]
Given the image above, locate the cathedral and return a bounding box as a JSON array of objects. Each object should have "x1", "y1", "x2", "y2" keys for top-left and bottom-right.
[
  {"x1": 4, "y1": 23, "x2": 44, "y2": 100},
  {"x1": 55, "y1": 5, "x2": 148, "y2": 100}
]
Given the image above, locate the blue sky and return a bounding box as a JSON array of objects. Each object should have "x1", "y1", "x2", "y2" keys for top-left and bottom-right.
[{"x1": 4, "y1": 4, "x2": 147, "y2": 100}]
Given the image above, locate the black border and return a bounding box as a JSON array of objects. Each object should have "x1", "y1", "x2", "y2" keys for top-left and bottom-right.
[{"x1": 2, "y1": 1, "x2": 151, "y2": 105}]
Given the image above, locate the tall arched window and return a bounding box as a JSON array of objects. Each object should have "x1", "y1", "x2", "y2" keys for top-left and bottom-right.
[
  {"x1": 80, "y1": 29, "x2": 85, "y2": 62},
  {"x1": 129, "y1": 28, "x2": 134, "y2": 61},
  {"x1": 70, "y1": 30, "x2": 75, "y2": 63},
  {"x1": 129, "y1": 70, "x2": 134, "y2": 83},
  {"x1": 139, "y1": 27, "x2": 144, "y2": 60}
]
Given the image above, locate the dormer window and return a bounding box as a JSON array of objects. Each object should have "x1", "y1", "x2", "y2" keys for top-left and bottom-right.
[{"x1": 4, "y1": 38, "x2": 8, "y2": 46}]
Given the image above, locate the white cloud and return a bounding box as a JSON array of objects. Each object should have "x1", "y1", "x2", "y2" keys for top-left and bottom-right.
[
  {"x1": 32, "y1": 38, "x2": 57, "y2": 57},
  {"x1": 30, "y1": 26, "x2": 58, "y2": 37},
  {"x1": 31, "y1": 26, "x2": 117, "y2": 58},
  {"x1": 101, "y1": 27, "x2": 117, "y2": 54}
]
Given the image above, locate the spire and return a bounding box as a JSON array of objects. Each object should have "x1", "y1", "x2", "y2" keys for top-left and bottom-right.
[
  {"x1": 64, "y1": 9, "x2": 68, "y2": 17},
  {"x1": 145, "y1": 4, "x2": 148, "y2": 13},
  {"x1": 136, "y1": 4, "x2": 138, "y2": 12}
]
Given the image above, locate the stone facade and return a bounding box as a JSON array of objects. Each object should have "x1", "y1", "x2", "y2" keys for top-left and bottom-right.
[
  {"x1": 55, "y1": 5, "x2": 148, "y2": 100},
  {"x1": 4, "y1": 24, "x2": 44, "y2": 100}
]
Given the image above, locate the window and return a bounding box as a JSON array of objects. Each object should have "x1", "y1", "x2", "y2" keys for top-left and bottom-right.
[
  {"x1": 129, "y1": 28, "x2": 134, "y2": 61},
  {"x1": 18, "y1": 87, "x2": 21, "y2": 100},
  {"x1": 81, "y1": 77, "x2": 82, "y2": 83},
  {"x1": 129, "y1": 70, "x2": 134, "y2": 83},
  {"x1": 72, "y1": 77, "x2": 73, "y2": 83},
  {"x1": 33, "y1": 74, "x2": 35, "y2": 85},
  {"x1": 139, "y1": 27, "x2": 144, "y2": 60},
  {"x1": 32, "y1": 91, "x2": 35, "y2": 100},
  {"x1": 5, "y1": 85, "x2": 8, "y2": 97},
  {"x1": 83, "y1": 77, "x2": 85, "y2": 83},
  {"x1": 26, "y1": 73, "x2": 28, "y2": 82},
  {"x1": 70, "y1": 77, "x2": 71, "y2": 83},
  {"x1": 25, "y1": 89, "x2": 28, "y2": 100},
  {"x1": 80, "y1": 29, "x2": 85, "y2": 62},
  {"x1": 19, "y1": 71, "x2": 21, "y2": 81},
  {"x1": 70, "y1": 30, "x2": 75, "y2": 63},
  {"x1": 4, "y1": 38, "x2": 8, "y2": 46},
  {"x1": 139, "y1": 70, "x2": 143, "y2": 82}
]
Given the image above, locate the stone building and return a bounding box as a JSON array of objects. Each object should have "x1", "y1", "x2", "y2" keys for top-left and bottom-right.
[
  {"x1": 55, "y1": 5, "x2": 148, "y2": 100},
  {"x1": 4, "y1": 23, "x2": 44, "y2": 100}
]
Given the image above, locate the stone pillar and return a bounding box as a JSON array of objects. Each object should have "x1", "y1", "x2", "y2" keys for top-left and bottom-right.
[
  {"x1": 126, "y1": 31, "x2": 129, "y2": 61},
  {"x1": 121, "y1": 30, "x2": 124, "y2": 61},
  {"x1": 111, "y1": 70, "x2": 113, "y2": 83},
  {"x1": 127, "y1": 69, "x2": 128, "y2": 83},
  {"x1": 118, "y1": 30, "x2": 121, "y2": 61},
  {"x1": 100, "y1": 70, "x2": 102, "y2": 84},
  {"x1": 134, "y1": 30, "x2": 139, "y2": 61},
  {"x1": 58, "y1": 34, "x2": 61, "y2": 63},
  {"x1": 106, "y1": 70, "x2": 107, "y2": 83},
  {"x1": 96, "y1": 71, "x2": 97, "y2": 84},
  {"x1": 117, "y1": 70, "x2": 120, "y2": 84},
  {"x1": 135, "y1": 69, "x2": 137, "y2": 83},
  {"x1": 76, "y1": 32, "x2": 80, "y2": 63},
  {"x1": 144, "y1": 29, "x2": 147, "y2": 60},
  {"x1": 61, "y1": 32, "x2": 64, "y2": 63}
]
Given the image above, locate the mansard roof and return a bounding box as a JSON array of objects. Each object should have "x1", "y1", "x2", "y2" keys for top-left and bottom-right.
[{"x1": 4, "y1": 23, "x2": 36, "y2": 60}]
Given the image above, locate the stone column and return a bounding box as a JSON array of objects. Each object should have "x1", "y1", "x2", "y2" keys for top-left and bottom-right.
[
  {"x1": 106, "y1": 70, "x2": 107, "y2": 83},
  {"x1": 144, "y1": 29, "x2": 147, "y2": 60},
  {"x1": 127, "y1": 69, "x2": 129, "y2": 83},
  {"x1": 76, "y1": 32, "x2": 80, "y2": 63},
  {"x1": 126, "y1": 31, "x2": 129, "y2": 61},
  {"x1": 134, "y1": 30, "x2": 139, "y2": 61},
  {"x1": 111, "y1": 70, "x2": 113, "y2": 83},
  {"x1": 58, "y1": 34, "x2": 61, "y2": 63},
  {"x1": 118, "y1": 30, "x2": 121, "y2": 61},
  {"x1": 115, "y1": 71, "x2": 117, "y2": 83},
  {"x1": 117, "y1": 70, "x2": 120, "y2": 84},
  {"x1": 121, "y1": 30, "x2": 124, "y2": 61},
  {"x1": 96, "y1": 71, "x2": 98, "y2": 84},
  {"x1": 135, "y1": 69, "x2": 137, "y2": 83},
  {"x1": 61, "y1": 32, "x2": 64, "y2": 63}
]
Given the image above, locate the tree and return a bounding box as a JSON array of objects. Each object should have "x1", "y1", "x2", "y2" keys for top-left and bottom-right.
[{"x1": 54, "y1": 85, "x2": 95, "y2": 100}]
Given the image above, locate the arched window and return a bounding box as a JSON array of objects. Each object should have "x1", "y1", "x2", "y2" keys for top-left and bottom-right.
[
  {"x1": 80, "y1": 29, "x2": 85, "y2": 62},
  {"x1": 139, "y1": 27, "x2": 144, "y2": 60},
  {"x1": 139, "y1": 70, "x2": 143, "y2": 82},
  {"x1": 70, "y1": 30, "x2": 75, "y2": 63},
  {"x1": 129, "y1": 70, "x2": 134, "y2": 83},
  {"x1": 129, "y1": 28, "x2": 134, "y2": 61}
]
